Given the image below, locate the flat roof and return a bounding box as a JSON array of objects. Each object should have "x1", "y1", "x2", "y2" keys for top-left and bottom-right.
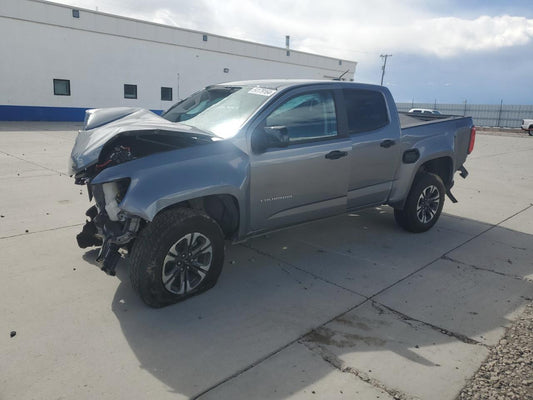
[{"x1": 27, "y1": 0, "x2": 357, "y2": 65}]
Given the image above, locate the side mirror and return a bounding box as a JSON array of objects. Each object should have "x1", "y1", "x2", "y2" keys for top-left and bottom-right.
[{"x1": 252, "y1": 125, "x2": 289, "y2": 153}]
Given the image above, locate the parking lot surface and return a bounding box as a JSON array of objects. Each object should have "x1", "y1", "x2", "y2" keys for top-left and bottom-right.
[{"x1": 1, "y1": 122, "x2": 532, "y2": 400}]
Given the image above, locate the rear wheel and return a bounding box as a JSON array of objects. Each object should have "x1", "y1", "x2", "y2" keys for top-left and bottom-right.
[
  {"x1": 129, "y1": 208, "x2": 225, "y2": 308},
  {"x1": 394, "y1": 172, "x2": 445, "y2": 233}
]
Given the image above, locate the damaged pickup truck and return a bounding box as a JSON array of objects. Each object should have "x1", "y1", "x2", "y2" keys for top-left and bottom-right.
[{"x1": 69, "y1": 80, "x2": 476, "y2": 307}]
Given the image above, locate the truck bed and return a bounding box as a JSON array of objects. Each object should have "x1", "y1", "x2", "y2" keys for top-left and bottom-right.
[
  {"x1": 399, "y1": 112, "x2": 466, "y2": 129},
  {"x1": 398, "y1": 112, "x2": 474, "y2": 173}
]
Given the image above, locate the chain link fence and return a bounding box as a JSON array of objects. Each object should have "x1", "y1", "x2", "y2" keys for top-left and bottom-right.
[{"x1": 396, "y1": 102, "x2": 533, "y2": 128}]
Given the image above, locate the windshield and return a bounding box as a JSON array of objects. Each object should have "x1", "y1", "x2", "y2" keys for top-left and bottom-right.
[
  {"x1": 162, "y1": 87, "x2": 238, "y2": 123},
  {"x1": 163, "y1": 86, "x2": 276, "y2": 139}
]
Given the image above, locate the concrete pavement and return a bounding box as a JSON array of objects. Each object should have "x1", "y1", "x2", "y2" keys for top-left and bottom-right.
[{"x1": 1, "y1": 123, "x2": 532, "y2": 400}]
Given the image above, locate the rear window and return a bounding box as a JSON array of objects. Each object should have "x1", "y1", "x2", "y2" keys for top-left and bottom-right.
[{"x1": 343, "y1": 89, "x2": 389, "y2": 134}]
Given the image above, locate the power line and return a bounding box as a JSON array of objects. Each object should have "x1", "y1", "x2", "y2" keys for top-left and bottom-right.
[{"x1": 380, "y1": 54, "x2": 392, "y2": 86}]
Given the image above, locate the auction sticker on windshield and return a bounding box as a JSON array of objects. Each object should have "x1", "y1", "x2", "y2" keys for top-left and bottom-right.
[{"x1": 248, "y1": 87, "x2": 276, "y2": 96}]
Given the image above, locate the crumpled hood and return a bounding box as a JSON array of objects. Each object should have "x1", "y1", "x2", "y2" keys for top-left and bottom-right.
[{"x1": 69, "y1": 107, "x2": 215, "y2": 174}]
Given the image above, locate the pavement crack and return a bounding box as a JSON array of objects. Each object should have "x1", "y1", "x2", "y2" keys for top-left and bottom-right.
[
  {"x1": 278, "y1": 264, "x2": 304, "y2": 285},
  {"x1": 367, "y1": 204, "x2": 533, "y2": 301},
  {"x1": 193, "y1": 293, "x2": 371, "y2": 399},
  {"x1": 242, "y1": 243, "x2": 366, "y2": 298},
  {"x1": 373, "y1": 301, "x2": 485, "y2": 347},
  {"x1": 301, "y1": 340, "x2": 415, "y2": 400},
  {"x1": 297, "y1": 238, "x2": 390, "y2": 268},
  {"x1": 0, "y1": 149, "x2": 66, "y2": 176},
  {"x1": 0, "y1": 223, "x2": 83, "y2": 240},
  {"x1": 441, "y1": 255, "x2": 531, "y2": 282}
]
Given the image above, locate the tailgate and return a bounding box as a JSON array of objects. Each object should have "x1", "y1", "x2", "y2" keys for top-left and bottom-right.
[{"x1": 453, "y1": 117, "x2": 474, "y2": 169}]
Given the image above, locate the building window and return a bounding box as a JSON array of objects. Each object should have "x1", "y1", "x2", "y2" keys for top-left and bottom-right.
[
  {"x1": 124, "y1": 84, "x2": 137, "y2": 99},
  {"x1": 161, "y1": 87, "x2": 173, "y2": 101},
  {"x1": 72, "y1": 9, "x2": 80, "y2": 18},
  {"x1": 53, "y1": 79, "x2": 71, "y2": 96},
  {"x1": 223, "y1": 68, "x2": 229, "y2": 73},
  {"x1": 203, "y1": 34, "x2": 208, "y2": 42}
]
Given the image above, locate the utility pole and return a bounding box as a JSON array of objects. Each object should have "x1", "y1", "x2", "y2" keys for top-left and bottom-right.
[{"x1": 380, "y1": 54, "x2": 392, "y2": 86}]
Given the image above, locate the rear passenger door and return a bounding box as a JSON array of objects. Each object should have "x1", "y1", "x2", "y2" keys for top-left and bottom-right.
[
  {"x1": 342, "y1": 88, "x2": 402, "y2": 209},
  {"x1": 248, "y1": 87, "x2": 351, "y2": 233}
]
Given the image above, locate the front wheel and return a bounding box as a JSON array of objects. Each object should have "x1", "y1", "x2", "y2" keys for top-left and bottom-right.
[
  {"x1": 394, "y1": 172, "x2": 445, "y2": 233},
  {"x1": 129, "y1": 208, "x2": 225, "y2": 308}
]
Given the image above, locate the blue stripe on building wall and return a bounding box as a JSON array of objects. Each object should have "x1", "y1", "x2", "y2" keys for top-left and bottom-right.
[
  {"x1": 0, "y1": 105, "x2": 163, "y2": 121},
  {"x1": 0, "y1": 105, "x2": 88, "y2": 121}
]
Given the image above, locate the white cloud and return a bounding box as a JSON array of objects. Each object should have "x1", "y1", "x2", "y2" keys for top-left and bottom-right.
[
  {"x1": 408, "y1": 15, "x2": 533, "y2": 57},
  {"x1": 55, "y1": 0, "x2": 533, "y2": 61}
]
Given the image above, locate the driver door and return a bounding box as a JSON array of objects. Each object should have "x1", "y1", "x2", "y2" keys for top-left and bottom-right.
[{"x1": 248, "y1": 88, "x2": 351, "y2": 233}]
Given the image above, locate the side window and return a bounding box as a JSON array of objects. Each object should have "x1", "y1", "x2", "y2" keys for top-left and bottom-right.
[
  {"x1": 343, "y1": 89, "x2": 389, "y2": 134},
  {"x1": 265, "y1": 91, "x2": 337, "y2": 142}
]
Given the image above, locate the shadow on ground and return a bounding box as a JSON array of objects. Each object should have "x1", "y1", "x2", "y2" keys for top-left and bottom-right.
[{"x1": 83, "y1": 207, "x2": 532, "y2": 399}]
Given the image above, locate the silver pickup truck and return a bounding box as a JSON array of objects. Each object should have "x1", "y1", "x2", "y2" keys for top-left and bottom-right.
[{"x1": 70, "y1": 80, "x2": 476, "y2": 307}]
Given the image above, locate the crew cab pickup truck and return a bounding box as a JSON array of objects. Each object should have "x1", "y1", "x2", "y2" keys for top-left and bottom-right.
[{"x1": 69, "y1": 80, "x2": 476, "y2": 307}]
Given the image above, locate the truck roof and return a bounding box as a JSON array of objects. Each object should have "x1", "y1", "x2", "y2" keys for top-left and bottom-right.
[{"x1": 216, "y1": 79, "x2": 383, "y2": 91}]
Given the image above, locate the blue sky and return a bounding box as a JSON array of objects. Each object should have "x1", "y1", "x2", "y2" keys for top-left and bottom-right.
[{"x1": 54, "y1": 0, "x2": 533, "y2": 104}]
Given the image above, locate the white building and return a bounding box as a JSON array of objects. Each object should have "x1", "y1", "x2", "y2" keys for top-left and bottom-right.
[{"x1": 0, "y1": 0, "x2": 357, "y2": 121}]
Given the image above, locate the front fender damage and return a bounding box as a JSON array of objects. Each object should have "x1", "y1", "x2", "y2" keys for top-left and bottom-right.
[{"x1": 71, "y1": 125, "x2": 217, "y2": 276}]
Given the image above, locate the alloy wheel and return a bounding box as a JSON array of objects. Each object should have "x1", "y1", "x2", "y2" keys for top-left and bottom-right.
[
  {"x1": 416, "y1": 185, "x2": 440, "y2": 224},
  {"x1": 162, "y1": 232, "x2": 213, "y2": 294}
]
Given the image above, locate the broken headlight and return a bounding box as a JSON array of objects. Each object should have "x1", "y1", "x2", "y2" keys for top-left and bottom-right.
[{"x1": 92, "y1": 178, "x2": 131, "y2": 222}]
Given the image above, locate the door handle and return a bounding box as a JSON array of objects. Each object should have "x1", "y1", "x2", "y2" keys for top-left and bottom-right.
[
  {"x1": 325, "y1": 150, "x2": 348, "y2": 160},
  {"x1": 380, "y1": 139, "x2": 396, "y2": 148}
]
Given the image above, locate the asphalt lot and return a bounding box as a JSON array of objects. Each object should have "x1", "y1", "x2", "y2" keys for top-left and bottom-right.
[{"x1": 1, "y1": 122, "x2": 532, "y2": 400}]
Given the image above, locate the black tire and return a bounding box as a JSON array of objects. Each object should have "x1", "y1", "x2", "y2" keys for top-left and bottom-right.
[
  {"x1": 394, "y1": 172, "x2": 445, "y2": 233},
  {"x1": 129, "y1": 208, "x2": 225, "y2": 308},
  {"x1": 529, "y1": 128, "x2": 533, "y2": 136}
]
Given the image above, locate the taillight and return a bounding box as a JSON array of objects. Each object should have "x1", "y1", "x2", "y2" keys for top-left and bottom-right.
[{"x1": 468, "y1": 126, "x2": 476, "y2": 154}]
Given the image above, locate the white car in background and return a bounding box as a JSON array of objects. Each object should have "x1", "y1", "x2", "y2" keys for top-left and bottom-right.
[
  {"x1": 408, "y1": 108, "x2": 442, "y2": 115},
  {"x1": 521, "y1": 119, "x2": 533, "y2": 136}
]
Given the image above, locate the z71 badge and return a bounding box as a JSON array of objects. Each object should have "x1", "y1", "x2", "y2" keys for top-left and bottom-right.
[{"x1": 260, "y1": 195, "x2": 293, "y2": 203}]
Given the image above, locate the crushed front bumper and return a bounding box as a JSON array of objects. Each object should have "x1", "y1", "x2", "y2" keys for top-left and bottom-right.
[{"x1": 76, "y1": 180, "x2": 141, "y2": 276}]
